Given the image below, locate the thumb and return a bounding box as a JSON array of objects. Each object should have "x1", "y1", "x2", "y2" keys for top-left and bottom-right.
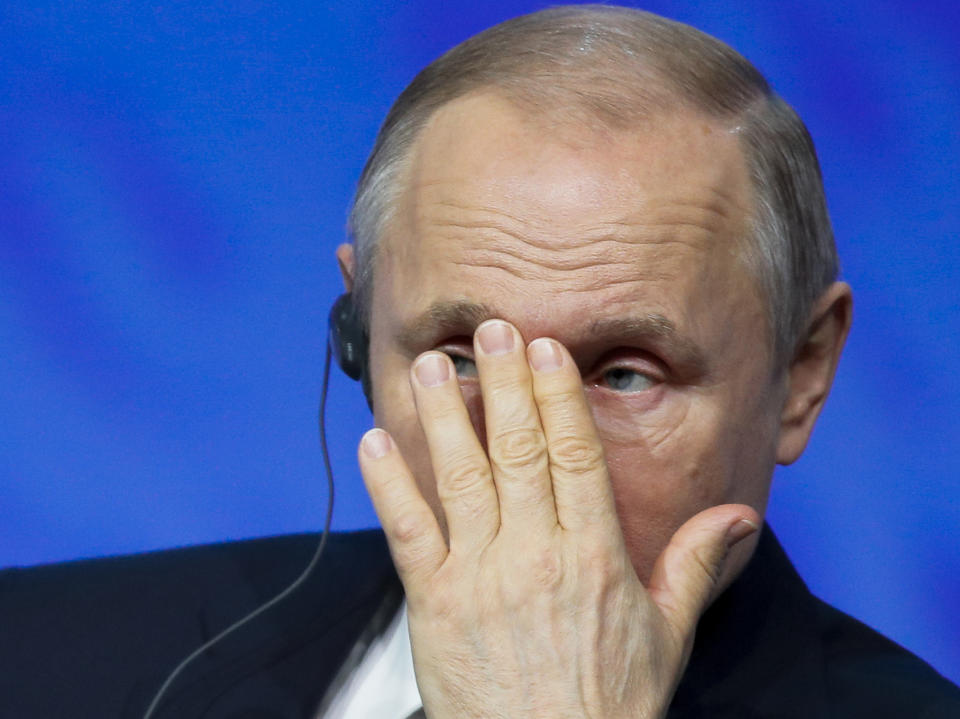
[{"x1": 647, "y1": 504, "x2": 760, "y2": 642}]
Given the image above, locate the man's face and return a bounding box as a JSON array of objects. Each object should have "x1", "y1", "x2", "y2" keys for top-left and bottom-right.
[{"x1": 364, "y1": 92, "x2": 788, "y2": 582}]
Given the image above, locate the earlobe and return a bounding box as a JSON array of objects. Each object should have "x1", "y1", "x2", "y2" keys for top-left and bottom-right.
[
  {"x1": 336, "y1": 243, "x2": 356, "y2": 293},
  {"x1": 776, "y1": 282, "x2": 853, "y2": 465}
]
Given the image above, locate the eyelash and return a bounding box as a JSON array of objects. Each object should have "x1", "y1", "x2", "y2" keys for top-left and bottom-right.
[{"x1": 437, "y1": 346, "x2": 663, "y2": 393}]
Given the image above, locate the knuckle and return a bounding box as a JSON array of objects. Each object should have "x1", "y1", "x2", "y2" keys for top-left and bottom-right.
[
  {"x1": 392, "y1": 510, "x2": 426, "y2": 545},
  {"x1": 445, "y1": 485, "x2": 490, "y2": 521},
  {"x1": 488, "y1": 426, "x2": 547, "y2": 470},
  {"x1": 535, "y1": 386, "x2": 580, "y2": 415},
  {"x1": 422, "y1": 584, "x2": 458, "y2": 622},
  {"x1": 527, "y1": 545, "x2": 565, "y2": 590},
  {"x1": 498, "y1": 545, "x2": 565, "y2": 606},
  {"x1": 578, "y1": 539, "x2": 622, "y2": 581},
  {"x1": 549, "y1": 434, "x2": 605, "y2": 475},
  {"x1": 439, "y1": 461, "x2": 490, "y2": 498},
  {"x1": 438, "y1": 480, "x2": 492, "y2": 525}
]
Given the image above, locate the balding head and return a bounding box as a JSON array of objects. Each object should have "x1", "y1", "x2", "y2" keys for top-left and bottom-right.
[{"x1": 347, "y1": 4, "x2": 837, "y2": 366}]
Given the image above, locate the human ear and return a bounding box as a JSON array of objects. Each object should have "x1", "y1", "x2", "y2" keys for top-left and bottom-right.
[
  {"x1": 776, "y1": 282, "x2": 853, "y2": 465},
  {"x1": 336, "y1": 243, "x2": 356, "y2": 293}
]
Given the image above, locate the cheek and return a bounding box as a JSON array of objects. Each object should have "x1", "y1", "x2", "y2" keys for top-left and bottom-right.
[
  {"x1": 591, "y1": 391, "x2": 736, "y2": 580},
  {"x1": 603, "y1": 420, "x2": 724, "y2": 527},
  {"x1": 587, "y1": 384, "x2": 704, "y2": 467},
  {"x1": 591, "y1": 383, "x2": 780, "y2": 580},
  {"x1": 372, "y1": 353, "x2": 443, "y2": 513}
]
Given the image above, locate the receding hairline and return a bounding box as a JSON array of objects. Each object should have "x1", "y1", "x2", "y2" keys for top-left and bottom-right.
[
  {"x1": 352, "y1": 17, "x2": 773, "y2": 300},
  {"x1": 348, "y1": 4, "x2": 839, "y2": 367},
  {"x1": 380, "y1": 82, "x2": 758, "y2": 228},
  {"x1": 376, "y1": 86, "x2": 764, "y2": 320}
]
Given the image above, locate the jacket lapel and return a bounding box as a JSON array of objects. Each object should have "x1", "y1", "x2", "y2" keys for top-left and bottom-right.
[
  {"x1": 669, "y1": 526, "x2": 831, "y2": 718},
  {"x1": 144, "y1": 530, "x2": 399, "y2": 719}
]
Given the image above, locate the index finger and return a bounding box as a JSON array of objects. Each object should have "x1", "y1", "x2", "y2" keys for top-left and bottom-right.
[{"x1": 526, "y1": 337, "x2": 619, "y2": 533}]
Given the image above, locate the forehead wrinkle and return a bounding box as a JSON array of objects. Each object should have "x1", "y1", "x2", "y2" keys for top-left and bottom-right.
[
  {"x1": 423, "y1": 207, "x2": 722, "y2": 278},
  {"x1": 453, "y1": 238, "x2": 667, "y2": 274},
  {"x1": 422, "y1": 192, "x2": 740, "y2": 256},
  {"x1": 703, "y1": 182, "x2": 749, "y2": 220},
  {"x1": 421, "y1": 214, "x2": 689, "y2": 278},
  {"x1": 450, "y1": 258, "x2": 675, "y2": 289},
  {"x1": 422, "y1": 215, "x2": 714, "y2": 288},
  {"x1": 420, "y1": 197, "x2": 592, "y2": 253},
  {"x1": 427, "y1": 195, "x2": 531, "y2": 226},
  {"x1": 620, "y1": 196, "x2": 744, "y2": 238}
]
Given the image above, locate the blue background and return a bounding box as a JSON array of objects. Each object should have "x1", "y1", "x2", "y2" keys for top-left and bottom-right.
[{"x1": 2, "y1": 0, "x2": 958, "y2": 684}]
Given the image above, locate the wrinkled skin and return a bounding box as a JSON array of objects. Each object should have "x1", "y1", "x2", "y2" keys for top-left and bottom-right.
[{"x1": 338, "y1": 92, "x2": 851, "y2": 718}]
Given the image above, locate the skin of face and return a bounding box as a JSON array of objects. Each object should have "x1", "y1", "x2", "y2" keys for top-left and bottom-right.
[{"x1": 340, "y1": 91, "x2": 799, "y2": 586}]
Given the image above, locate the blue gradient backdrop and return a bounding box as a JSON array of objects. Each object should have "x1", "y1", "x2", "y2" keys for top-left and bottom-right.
[{"x1": 2, "y1": 0, "x2": 958, "y2": 684}]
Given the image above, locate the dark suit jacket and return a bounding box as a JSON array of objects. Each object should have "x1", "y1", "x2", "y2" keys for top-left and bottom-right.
[{"x1": 2, "y1": 526, "x2": 958, "y2": 718}]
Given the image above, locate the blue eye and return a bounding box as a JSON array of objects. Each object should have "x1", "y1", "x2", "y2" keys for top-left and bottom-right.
[
  {"x1": 601, "y1": 368, "x2": 655, "y2": 393},
  {"x1": 449, "y1": 353, "x2": 478, "y2": 378}
]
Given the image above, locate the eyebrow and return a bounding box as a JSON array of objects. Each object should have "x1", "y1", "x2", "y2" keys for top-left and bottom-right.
[
  {"x1": 395, "y1": 300, "x2": 496, "y2": 350},
  {"x1": 395, "y1": 299, "x2": 709, "y2": 376},
  {"x1": 588, "y1": 315, "x2": 709, "y2": 377}
]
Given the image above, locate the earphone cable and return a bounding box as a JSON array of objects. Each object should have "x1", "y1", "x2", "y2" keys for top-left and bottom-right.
[{"x1": 142, "y1": 340, "x2": 337, "y2": 718}]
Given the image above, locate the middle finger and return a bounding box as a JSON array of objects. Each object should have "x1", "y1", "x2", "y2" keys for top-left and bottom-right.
[{"x1": 474, "y1": 319, "x2": 558, "y2": 532}]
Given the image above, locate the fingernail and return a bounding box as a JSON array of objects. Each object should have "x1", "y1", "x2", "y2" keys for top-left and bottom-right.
[
  {"x1": 362, "y1": 428, "x2": 392, "y2": 458},
  {"x1": 414, "y1": 353, "x2": 450, "y2": 387},
  {"x1": 477, "y1": 320, "x2": 515, "y2": 356},
  {"x1": 528, "y1": 338, "x2": 563, "y2": 372},
  {"x1": 726, "y1": 518, "x2": 760, "y2": 548}
]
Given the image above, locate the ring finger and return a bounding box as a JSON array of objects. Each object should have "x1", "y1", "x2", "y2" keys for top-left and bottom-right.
[{"x1": 410, "y1": 351, "x2": 500, "y2": 553}]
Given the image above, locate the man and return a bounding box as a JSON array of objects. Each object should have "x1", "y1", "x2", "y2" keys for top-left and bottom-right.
[{"x1": 3, "y1": 5, "x2": 958, "y2": 718}]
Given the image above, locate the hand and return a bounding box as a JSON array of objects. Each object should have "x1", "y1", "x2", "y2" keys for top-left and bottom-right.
[{"x1": 358, "y1": 319, "x2": 759, "y2": 719}]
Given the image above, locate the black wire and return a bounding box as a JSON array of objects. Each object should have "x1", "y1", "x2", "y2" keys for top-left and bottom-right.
[{"x1": 143, "y1": 340, "x2": 337, "y2": 719}]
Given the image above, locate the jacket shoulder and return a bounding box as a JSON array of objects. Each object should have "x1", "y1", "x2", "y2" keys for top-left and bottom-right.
[
  {"x1": 0, "y1": 530, "x2": 391, "y2": 718},
  {"x1": 812, "y1": 596, "x2": 960, "y2": 718}
]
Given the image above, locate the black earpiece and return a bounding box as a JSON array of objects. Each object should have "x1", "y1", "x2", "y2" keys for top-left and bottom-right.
[{"x1": 329, "y1": 293, "x2": 373, "y2": 410}]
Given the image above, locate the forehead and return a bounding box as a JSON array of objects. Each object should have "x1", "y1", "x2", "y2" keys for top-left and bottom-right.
[
  {"x1": 400, "y1": 91, "x2": 750, "y2": 222},
  {"x1": 376, "y1": 92, "x2": 760, "y2": 352}
]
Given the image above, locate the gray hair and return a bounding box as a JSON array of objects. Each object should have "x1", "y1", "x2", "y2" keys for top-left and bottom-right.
[{"x1": 347, "y1": 4, "x2": 838, "y2": 366}]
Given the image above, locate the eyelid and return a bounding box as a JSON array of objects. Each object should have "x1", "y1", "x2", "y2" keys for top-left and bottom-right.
[
  {"x1": 592, "y1": 349, "x2": 667, "y2": 380},
  {"x1": 434, "y1": 340, "x2": 666, "y2": 386},
  {"x1": 435, "y1": 339, "x2": 479, "y2": 380},
  {"x1": 435, "y1": 338, "x2": 475, "y2": 359},
  {"x1": 589, "y1": 370, "x2": 659, "y2": 394}
]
